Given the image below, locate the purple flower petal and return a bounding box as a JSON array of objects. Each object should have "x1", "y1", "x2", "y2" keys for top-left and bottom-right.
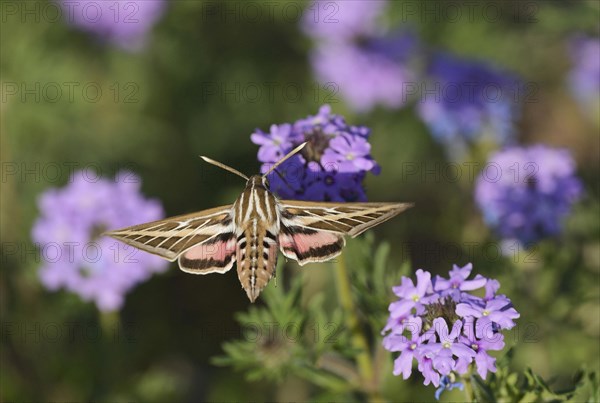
[
  {"x1": 415, "y1": 269, "x2": 432, "y2": 297},
  {"x1": 451, "y1": 343, "x2": 476, "y2": 360},
  {"x1": 393, "y1": 350, "x2": 415, "y2": 379},
  {"x1": 475, "y1": 351, "x2": 497, "y2": 379},
  {"x1": 456, "y1": 303, "x2": 483, "y2": 318}
]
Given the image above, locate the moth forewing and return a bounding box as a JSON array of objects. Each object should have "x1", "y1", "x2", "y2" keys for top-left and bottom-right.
[
  {"x1": 278, "y1": 201, "x2": 414, "y2": 237},
  {"x1": 343, "y1": 202, "x2": 414, "y2": 237},
  {"x1": 103, "y1": 205, "x2": 234, "y2": 261}
]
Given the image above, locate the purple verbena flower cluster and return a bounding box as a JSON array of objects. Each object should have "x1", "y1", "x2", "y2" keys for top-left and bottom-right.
[
  {"x1": 475, "y1": 145, "x2": 583, "y2": 246},
  {"x1": 251, "y1": 105, "x2": 379, "y2": 202},
  {"x1": 568, "y1": 36, "x2": 600, "y2": 117},
  {"x1": 382, "y1": 264, "x2": 519, "y2": 395},
  {"x1": 58, "y1": 0, "x2": 166, "y2": 51},
  {"x1": 32, "y1": 170, "x2": 168, "y2": 311},
  {"x1": 303, "y1": 0, "x2": 416, "y2": 113},
  {"x1": 417, "y1": 53, "x2": 520, "y2": 158},
  {"x1": 301, "y1": 0, "x2": 386, "y2": 41}
]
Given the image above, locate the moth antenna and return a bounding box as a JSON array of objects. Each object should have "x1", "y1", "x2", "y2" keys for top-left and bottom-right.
[
  {"x1": 262, "y1": 142, "x2": 307, "y2": 178},
  {"x1": 200, "y1": 156, "x2": 249, "y2": 181},
  {"x1": 271, "y1": 168, "x2": 297, "y2": 193}
]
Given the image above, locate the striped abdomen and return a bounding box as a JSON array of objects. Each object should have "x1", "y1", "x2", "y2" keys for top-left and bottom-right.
[{"x1": 232, "y1": 176, "x2": 280, "y2": 302}]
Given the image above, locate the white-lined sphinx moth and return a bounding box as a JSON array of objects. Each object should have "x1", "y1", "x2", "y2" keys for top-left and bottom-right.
[{"x1": 105, "y1": 143, "x2": 412, "y2": 302}]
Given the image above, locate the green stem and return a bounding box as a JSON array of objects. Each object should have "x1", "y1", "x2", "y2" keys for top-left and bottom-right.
[
  {"x1": 95, "y1": 311, "x2": 119, "y2": 398},
  {"x1": 462, "y1": 374, "x2": 475, "y2": 402},
  {"x1": 334, "y1": 253, "x2": 379, "y2": 401},
  {"x1": 100, "y1": 310, "x2": 119, "y2": 336}
]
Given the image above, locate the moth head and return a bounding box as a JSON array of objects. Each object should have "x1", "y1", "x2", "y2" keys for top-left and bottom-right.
[{"x1": 247, "y1": 175, "x2": 269, "y2": 189}]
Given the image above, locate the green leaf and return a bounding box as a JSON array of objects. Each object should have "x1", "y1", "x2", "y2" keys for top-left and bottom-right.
[
  {"x1": 295, "y1": 366, "x2": 352, "y2": 393},
  {"x1": 471, "y1": 374, "x2": 496, "y2": 403},
  {"x1": 373, "y1": 241, "x2": 390, "y2": 293}
]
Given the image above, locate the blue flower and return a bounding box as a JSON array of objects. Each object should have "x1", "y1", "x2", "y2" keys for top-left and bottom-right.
[
  {"x1": 435, "y1": 375, "x2": 464, "y2": 400},
  {"x1": 251, "y1": 105, "x2": 379, "y2": 202},
  {"x1": 475, "y1": 145, "x2": 583, "y2": 246},
  {"x1": 32, "y1": 170, "x2": 168, "y2": 311},
  {"x1": 417, "y1": 53, "x2": 521, "y2": 157}
]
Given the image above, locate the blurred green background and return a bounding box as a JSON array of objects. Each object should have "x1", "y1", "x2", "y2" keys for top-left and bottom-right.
[{"x1": 1, "y1": 0, "x2": 599, "y2": 401}]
